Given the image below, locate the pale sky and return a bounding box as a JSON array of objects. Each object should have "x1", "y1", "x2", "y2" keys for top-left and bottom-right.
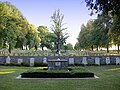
[{"x1": 1, "y1": 0, "x2": 97, "y2": 46}]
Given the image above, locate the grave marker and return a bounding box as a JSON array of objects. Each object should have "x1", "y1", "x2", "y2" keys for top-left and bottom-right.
[
  {"x1": 69, "y1": 58, "x2": 74, "y2": 64},
  {"x1": 82, "y1": 57, "x2": 87, "y2": 65},
  {"x1": 95, "y1": 57, "x2": 100, "y2": 65},
  {"x1": 106, "y1": 57, "x2": 110, "y2": 64},
  {"x1": 43, "y1": 57, "x2": 47, "y2": 63},
  {"x1": 17, "y1": 59, "x2": 23, "y2": 64},
  {"x1": 116, "y1": 57, "x2": 120, "y2": 65},
  {"x1": 6, "y1": 56, "x2": 11, "y2": 64},
  {"x1": 30, "y1": 58, "x2": 34, "y2": 66}
]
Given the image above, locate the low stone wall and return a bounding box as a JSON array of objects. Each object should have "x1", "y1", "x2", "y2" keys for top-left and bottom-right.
[{"x1": 0, "y1": 56, "x2": 120, "y2": 66}]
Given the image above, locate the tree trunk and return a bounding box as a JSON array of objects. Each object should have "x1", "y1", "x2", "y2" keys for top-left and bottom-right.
[
  {"x1": 41, "y1": 46, "x2": 44, "y2": 51},
  {"x1": 35, "y1": 45, "x2": 38, "y2": 51},
  {"x1": 91, "y1": 45, "x2": 94, "y2": 51},
  {"x1": 57, "y1": 35, "x2": 60, "y2": 56},
  {"x1": 8, "y1": 44, "x2": 11, "y2": 53},
  {"x1": 117, "y1": 44, "x2": 119, "y2": 54},
  {"x1": 22, "y1": 45, "x2": 24, "y2": 50},
  {"x1": 26, "y1": 45, "x2": 28, "y2": 50},
  {"x1": 107, "y1": 44, "x2": 109, "y2": 53},
  {"x1": 96, "y1": 45, "x2": 98, "y2": 51}
]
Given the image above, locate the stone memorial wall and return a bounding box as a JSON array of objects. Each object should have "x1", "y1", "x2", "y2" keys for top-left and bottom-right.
[{"x1": 0, "y1": 56, "x2": 120, "y2": 66}]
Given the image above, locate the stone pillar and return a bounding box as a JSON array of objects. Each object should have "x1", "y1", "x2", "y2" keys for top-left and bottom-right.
[
  {"x1": 116, "y1": 57, "x2": 120, "y2": 65},
  {"x1": 43, "y1": 57, "x2": 47, "y2": 64},
  {"x1": 82, "y1": 57, "x2": 87, "y2": 65},
  {"x1": 30, "y1": 58, "x2": 34, "y2": 66},
  {"x1": 95, "y1": 57, "x2": 100, "y2": 65},
  {"x1": 68, "y1": 58, "x2": 74, "y2": 65},
  {"x1": 6, "y1": 56, "x2": 11, "y2": 64},
  {"x1": 17, "y1": 59, "x2": 23, "y2": 64},
  {"x1": 106, "y1": 57, "x2": 110, "y2": 64}
]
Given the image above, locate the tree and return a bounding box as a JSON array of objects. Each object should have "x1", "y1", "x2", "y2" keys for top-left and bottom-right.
[
  {"x1": 0, "y1": 1, "x2": 29, "y2": 52},
  {"x1": 85, "y1": 0, "x2": 120, "y2": 16},
  {"x1": 26, "y1": 24, "x2": 40, "y2": 50},
  {"x1": 15, "y1": 19, "x2": 29, "y2": 50},
  {"x1": 94, "y1": 15, "x2": 112, "y2": 52},
  {"x1": 51, "y1": 9, "x2": 68, "y2": 56},
  {"x1": 77, "y1": 20, "x2": 94, "y2": 50},
  {"x1": 64, "y1": 43, "x2": 73, "y2": 51},
  {"x1": 74, "y1": 42, "x2": 80, "y2": 50},
  {"x1": 38, "y1": 26, "x2": 49, "y2": 50},
  {"x1": 0, "y1": 16, "x2": 19, "y2": 53},
  {"x1": 111, "y1": 15, "x2": 120, "y2": 53}
]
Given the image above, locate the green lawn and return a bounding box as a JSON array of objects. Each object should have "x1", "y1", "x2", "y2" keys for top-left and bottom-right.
[{"x1": 0, "y1": 65, "x2": 120, "y2": 90}]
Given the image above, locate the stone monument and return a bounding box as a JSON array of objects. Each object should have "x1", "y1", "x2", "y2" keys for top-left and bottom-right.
[
  {"x1": 30, "y1": 58, "x2": 35, "y2": 66},
  {"x1": 6, "y1": 56, "x2": 11, "y2": 64},
  {"x1": 17, "y1": 59, "x2": 23, "y2": 64},
  {"x1": 82, "y1": 57, "x2": 87, "y2": 65},
  {"x1": 69, "y1": 58, "x2": 74, "y2": 65},
  {"x1": 48, "y1": 58, "x2": 68, "y2": 70},
  {"x1": 95, "y1": 57, "x2": 100, "y2": 65},
  {"x1": 116, "y1": 57, "x2": 120, "y2": 65},
  {"x1": 106, "y1": 57, "x2": 110, "y2": 64}
]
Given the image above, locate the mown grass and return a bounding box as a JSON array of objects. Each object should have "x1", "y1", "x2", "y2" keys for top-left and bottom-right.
[{"x1": 0, "y1": 65, "x2": 120, "y2": 90}]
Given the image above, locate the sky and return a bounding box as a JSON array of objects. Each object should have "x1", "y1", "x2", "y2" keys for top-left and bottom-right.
[{"x1": 1, "y1": 0, "x2": 97, "y2": 46}]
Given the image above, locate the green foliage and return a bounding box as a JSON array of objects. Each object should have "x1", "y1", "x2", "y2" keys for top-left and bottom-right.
[
  {"x1": 21, "y1": 62, "x2": 29, "y2": 67},
  {"x1": 77, "y1": 20, "x2": 94, "y2": 50},
  {"x1": 85, "y1": 0, "x2": 120, "y2": 16},
  {"x1": 111, "y1": 15, "x2": 120, "y2": 53},
  {"x1": 64, "y1": 43, "x2": 73, "y2": 50},
  {"x1": 76, "y1": 15, "x2": 112, "y2": 52},
  {"x1": 34, "y1": 62, "x2": 48, "y2": 67},
  {"x1": 0, "y1": 1, "x2": 41, "y2": 52},
  {"x1": 51, "y1": 9, "x2": 68, "y2": 55},
  {"x1": 21, "y1": 67, "x2": 94, "y2": 78},
  {"x1": 38, "y1": 26, "x2": 50, "y2": 50}
]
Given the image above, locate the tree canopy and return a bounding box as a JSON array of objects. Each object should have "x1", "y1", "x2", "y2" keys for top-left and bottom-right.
[
  {"x1": 51, "y1": 10, "x2": 68, "y2": 55},
  {"x1": 0, "y1": 1, "x2": 40, "y2": 52},
  {"x1": 85, "y1": 0, "x2": 120, "y2": 16}
]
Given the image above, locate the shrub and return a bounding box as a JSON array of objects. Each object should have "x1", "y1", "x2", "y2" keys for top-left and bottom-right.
[
  {"x1": 74, "y1": 63, "x2": 85, "y2": 66},
  {"x1": 34, "y1": 62, "x2": 48, "y2": 67},
  {"x1": 4, "y1": 63, "x2": 21, "y2": 66},
  {"x1": 21, "y1": 71, "x2": 94, "y2": 78},
  {"x1": 21, "y1": 62, "x2": 29, "y2": 67}
]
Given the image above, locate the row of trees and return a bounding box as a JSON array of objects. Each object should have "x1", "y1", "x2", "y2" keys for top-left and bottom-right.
[
  {"x1": 75, "y1": 14, "x2": 120, "y2": 53},
  {"x1": 0, "y1": 2, "x2": 40, "y2": 53},
  {"x1": 0, "y1": 2, "x2": 73, "y2": 53}
]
